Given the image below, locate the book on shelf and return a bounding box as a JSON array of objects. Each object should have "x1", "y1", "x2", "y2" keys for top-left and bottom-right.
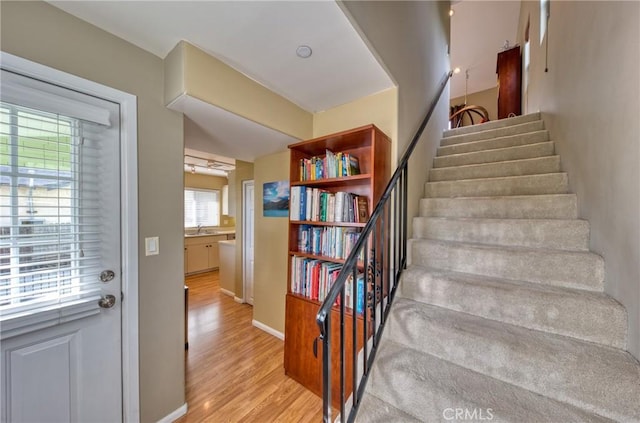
[
  {"x1": 348, "y1": 155, "x2": 360, "y2": 176},
  {"x1": 289, "y1": 186, "x2": 369, "y2": 224},
  {"x1": 290, "y1": 185, "x2": 300, "y2": 221},
  {"x1": 356, "y1": 196, "x2": 369, "y2": 222},
  {"x1": 343, "y1": 272, "x2": 365, "y2": 315},
  {"x1": 297, "y1": 225, "x2": 364, "y2": 260},
  {"x1": 290, "y1": 255, "x2": 365, "y2": 313},
  {"x1": 298, "y1": 149, "x2": 361, "y2": 181}
]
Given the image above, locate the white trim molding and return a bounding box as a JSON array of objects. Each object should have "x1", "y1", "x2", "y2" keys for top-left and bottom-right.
[
  {"x1": 0, "y1": 52, "x2": 140, "y2": 422},
  {"x1": 219, "y1": 288, "x2": 235, "y2": 297},
  {"x1": 252, "y1": 319, "x2": 284, "y2": 340},
  {"x1": 234, "y1": 296, "x2": 245, "y2": 304},
  {"x1": 156, "y1": 403, "x2": 187, "y2": 423}
]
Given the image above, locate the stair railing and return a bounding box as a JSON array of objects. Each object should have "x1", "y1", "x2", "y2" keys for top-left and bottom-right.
[{"x1": 316, "y1": 70, "x2": 453, "y2": 423}]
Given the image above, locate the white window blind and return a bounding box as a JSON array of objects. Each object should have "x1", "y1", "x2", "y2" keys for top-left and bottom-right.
[
  {"x1": 0, "y1": 70, "x2": 119, "y2": 317},
  {"x1": 184, "y1": 189, "x2": 220, "y2": 227}
]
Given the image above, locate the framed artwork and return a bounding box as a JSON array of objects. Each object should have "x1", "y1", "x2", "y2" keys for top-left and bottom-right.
[{"x1": 263, "y1": 180, "x2": 289, "y2": 217}]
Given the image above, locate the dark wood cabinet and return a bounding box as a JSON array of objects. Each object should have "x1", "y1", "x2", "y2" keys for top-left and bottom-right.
[
  {"x1": 284, "y1": 125, "x2": 390, "y2": 408},
  {"x1": 497, "y1": 46, "x2": 522, "y2": 119}
]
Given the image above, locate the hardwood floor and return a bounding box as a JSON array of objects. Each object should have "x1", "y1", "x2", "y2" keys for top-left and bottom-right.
[{"x1": 176, "y1": 271, "x2": 323, "y2": 422}]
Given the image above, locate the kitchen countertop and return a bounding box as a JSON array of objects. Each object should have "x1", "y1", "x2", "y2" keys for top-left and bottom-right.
[{"x1": 185, "y1": 230, "x2": 235, "y2": 238}]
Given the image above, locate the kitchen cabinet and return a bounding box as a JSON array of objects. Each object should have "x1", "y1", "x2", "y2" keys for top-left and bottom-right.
[{"x1": 185, "y1": 235, "x2": 227, "y2": 274}]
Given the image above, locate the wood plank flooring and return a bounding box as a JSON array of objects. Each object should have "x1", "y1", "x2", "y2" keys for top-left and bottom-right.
[{"x1": 176, "y1": 271, "x2": 323, "y2": 422}]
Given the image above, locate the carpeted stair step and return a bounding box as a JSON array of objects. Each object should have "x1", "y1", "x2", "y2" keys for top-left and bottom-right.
[
  {"x1": 434, "y1": 141, "x2": 555, "y2": 168},
  {"x1": 409, "y1": 239, "x2": 604, "y2": 291},
  {"x1": 398, "y1": 266, "x2": 627, "y2": 348},
  {"x1": 425, "y1": 173, "x2": 569, "y2": 198},
  {"x1": 429, "y1": 155, "x2": 560, "y2": 182},
  {"x1": 420, "y1": 194, "x2": 578, "y2": 219},
  {"x1": 441, "y1": 120, "x2": 545, "y2": 147},
  {"x1": 366, "y1": 340, "x2": 613, "y2": 423},
  {"x1": 354, "y1": 393, "x2": 422, "y2": 423},
  {"x1": 412, "y1": 216, "x2": 589, "y2": 250},
  {"x1": 437, "y1": 130, "x2": 549, "y2": 157},
  {"x1": 444, "y1": 112, "x2": 542, "y2": 138},
  {"x1": 386, "y1": 299, "x2": 640, "y2": 422}
]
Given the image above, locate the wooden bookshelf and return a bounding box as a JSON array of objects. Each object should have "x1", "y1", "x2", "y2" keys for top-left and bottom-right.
[{"x1": 284, "y1": 124, "x2": 390, "y2": 408}]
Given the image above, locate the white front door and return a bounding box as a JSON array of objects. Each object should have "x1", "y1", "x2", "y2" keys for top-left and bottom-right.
[
  {"x1": 0, "y1": 67, "x2": 124, "y2": 422},
  {"x1": 243, "y1": 181, "x2": 255, "y2": 305}
]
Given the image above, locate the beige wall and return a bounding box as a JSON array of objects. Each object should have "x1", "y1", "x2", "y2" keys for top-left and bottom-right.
[
  {"x1": 0, "y1": 2, "x2": 186, "y2": 421},
  {"x1": 252, "y1": 151, "x2": 290, "y2": 333},
  {"x1": 232, "y1": 160, "x2": 254, "y2": 298},
  {"x1": 517, "y1": 1, "x2": 640, "y2": 359},
  {"x1": 339, "y1": 1, "x2": 451, "y2": 237},
  {"x1": 184, "y1": 172, "x2": 235, "y2": 227},
  {"x1": 450, "y1": 86, "x2": 498, "y2": 123},
  {"x1": 165, "y1": 41, "x2": 313, "y2": 141},
  {"x1": 313, "y1": 87, "x2": 398, "y2": 142}
]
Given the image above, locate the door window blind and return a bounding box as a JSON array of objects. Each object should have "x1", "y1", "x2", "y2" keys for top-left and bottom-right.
[{"x1": 0, "y1": 71, "x2": 119, "y2": 317}]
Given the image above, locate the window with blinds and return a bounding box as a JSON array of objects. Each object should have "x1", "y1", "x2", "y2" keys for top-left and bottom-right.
[
  {"x1": 0, "y1": 70, "x2": 118, "y2": 317},
  {"x1": 184, "y1": 189, "x2": 220, "y2": 228}
]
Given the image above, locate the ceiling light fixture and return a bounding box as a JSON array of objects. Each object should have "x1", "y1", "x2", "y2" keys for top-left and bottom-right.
[
  {"x1": 449, "y1": 9, "x2": 455, "y2": 17},
  {"x1": 453, "y1": 67, "x2": 461, "y2": 74},
  {"x1": 296, "y1": 45, "x2": 313, "y2": 59}
]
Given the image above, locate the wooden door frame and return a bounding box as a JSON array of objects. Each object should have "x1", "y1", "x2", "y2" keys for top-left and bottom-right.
[{"x1": 1, "y1": 52, "x2": 140, "y2": 421}]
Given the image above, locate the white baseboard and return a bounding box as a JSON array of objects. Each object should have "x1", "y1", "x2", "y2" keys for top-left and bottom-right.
[
  {"x1": 252, "y1": 319, "x2": 284, "y2": 340},
  {"x1": 220, "y1": 288, "x2": 235, "y2": 297},
  {"x1": 156, "y1": 402, "x2": 187, "y2": 423},
  {"x1": 234, "y1": 296, "x2": 244, "y2": 303}
]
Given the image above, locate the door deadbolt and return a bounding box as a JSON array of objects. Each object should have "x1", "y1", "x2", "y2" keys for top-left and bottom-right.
[{"x1": 99, "y1": 270, "x2": 115, "y2": 283}]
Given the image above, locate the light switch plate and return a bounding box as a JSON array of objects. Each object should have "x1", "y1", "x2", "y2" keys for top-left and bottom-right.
[{"x1": 145, "y1": 237, "x2": 159, "y2": 256}]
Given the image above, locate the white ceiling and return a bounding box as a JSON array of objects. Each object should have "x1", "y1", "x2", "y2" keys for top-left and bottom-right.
[
  {"x1": 450, "y1": 1, "x2": 521, "y2": 99},
  {"x1": 47, "y1": 1, "x2": 518, "y2": 162},
  {"x1": 47, "y1": 1, "x2": 394, "y2": 163},
  {"x1": 48, "y1": 0, "x2": 393, "y2": 113}
]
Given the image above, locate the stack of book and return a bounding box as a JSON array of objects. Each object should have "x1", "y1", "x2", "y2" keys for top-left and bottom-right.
[
  {"x1": 290, "y1": 187, "x2": 369, "y2": 223},
  {"x1": 290, "y1": 255, "x2": 365, "y2": 314},
  {"x1": 299, "y1": 149, "x2": 360, "y2": 181}
]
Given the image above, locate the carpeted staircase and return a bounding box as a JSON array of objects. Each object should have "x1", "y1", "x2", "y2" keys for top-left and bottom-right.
[{"x1": 356, "y1": 113, "x2": 640, "y2": 423}]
